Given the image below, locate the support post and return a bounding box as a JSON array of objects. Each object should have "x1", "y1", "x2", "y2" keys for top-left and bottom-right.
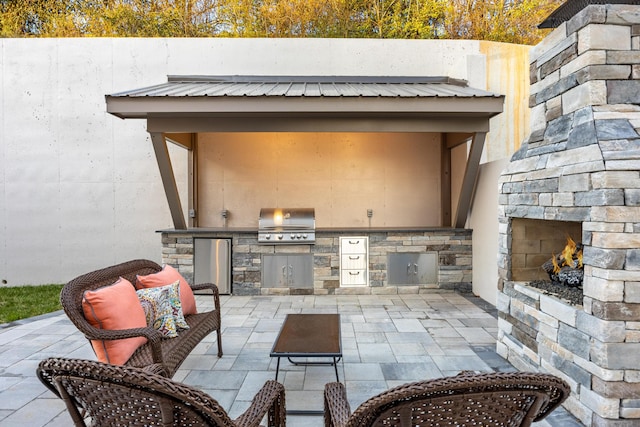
[
  {"x1": 441, "y1": 134, "x2": 451, "y2": 227},
  {"x1": 150, "y1": 132, "x2": 187, "y2": 230},
  {"x1": 453, "y1": 132, "x2": 486, "y2": 228}
]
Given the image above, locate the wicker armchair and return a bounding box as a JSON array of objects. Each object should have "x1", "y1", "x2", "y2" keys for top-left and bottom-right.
[
  {"x1": 37, "y1": 357, "x2": 286, "y2": 427},
  {"x1": 324, "y1": 371, "x2": 570, "y2": 427}
]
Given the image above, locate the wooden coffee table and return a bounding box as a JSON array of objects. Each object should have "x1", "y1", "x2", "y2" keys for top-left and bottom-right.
[{"x1": 270, "y1": 313, "x2": 342, "y2": 382}]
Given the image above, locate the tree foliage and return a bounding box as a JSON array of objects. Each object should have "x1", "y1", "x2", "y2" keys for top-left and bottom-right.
[
  {"x1": 443, "y1": 0, "x2": 561, "y2": 45},
  {"x1": 0, "y1": 0, "x2": 563, "y2": 44}
]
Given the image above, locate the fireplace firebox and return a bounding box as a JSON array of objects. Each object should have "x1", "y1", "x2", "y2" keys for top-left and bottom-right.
[{"x1": 510, "y1": 218, "x2": 583, "y2": 283}]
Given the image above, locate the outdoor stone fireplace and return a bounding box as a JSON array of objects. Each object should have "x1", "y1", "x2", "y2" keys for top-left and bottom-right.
[{"x1": 497, "y1": 3, "x2": 640, "y2": 426}]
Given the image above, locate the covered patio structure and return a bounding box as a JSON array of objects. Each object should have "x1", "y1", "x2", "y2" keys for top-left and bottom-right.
[{"x1": 106, "y1": 75, "x2": 505, "y2": 231}]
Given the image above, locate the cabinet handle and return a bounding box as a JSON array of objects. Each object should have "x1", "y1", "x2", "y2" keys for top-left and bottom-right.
[
  {"x1": 413, "y1": 263, "x2": 418, "y2": 275},
  {"x1": 348, "y1": 255, "x2": 360, "y2": 260},
  {"x1": 348, "y1": 240, "x2": 360, "y2": 244},
  {"x1": 289, "y1": 265, "x2": 293, "y2": 277},
  {"x1": 282, "y1": 266, "x2": 286, "y2": 277},
  {"x1": 349, "y1": 271, "x2": 360, "y2": 276},
  {"x1": 407, "y1": 263, "x2": 411, "y2": 274}
]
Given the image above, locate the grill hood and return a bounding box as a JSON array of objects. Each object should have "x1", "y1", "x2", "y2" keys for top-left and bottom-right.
[{"x1": 258, "y1": 208, "x2": 315, "y2": 244}]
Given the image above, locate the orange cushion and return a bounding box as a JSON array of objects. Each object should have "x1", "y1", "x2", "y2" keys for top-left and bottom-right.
[
  {"x1": 82, "y1": 277, "x2": 148, "y2": 365},
  {"x1": 136, "y1": 265, "x2": 197, "y2": 315}
]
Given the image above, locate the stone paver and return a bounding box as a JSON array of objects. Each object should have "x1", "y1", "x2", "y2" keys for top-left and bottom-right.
[{"x1": 0, "y1": 293, "x2": 582, "y2": 426}]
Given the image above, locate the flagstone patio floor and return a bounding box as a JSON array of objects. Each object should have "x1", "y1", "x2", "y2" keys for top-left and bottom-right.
[{"x1": 0, "y1": 292, "x2": 582, "y2": 426}]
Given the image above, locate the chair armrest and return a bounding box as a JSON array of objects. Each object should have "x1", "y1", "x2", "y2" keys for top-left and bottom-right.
[
  {"x1": 36, "y1": 364, "x2": 62, "y2": 398},
  {"x1": 190, "y1": 282, "x2": 220, "y2": 296},
  {"x1": 83, "y1": 326, "x2": 165, "y2": 365},
  {"x1": 190, "y1": 282, "x2": 222, "y2": 313},
  {"x1": 324, "y1": 382, "x2": 351, "y2": 427},
  {"x1": 234, "y1": 380, "x2": 286, "y2": 427}
]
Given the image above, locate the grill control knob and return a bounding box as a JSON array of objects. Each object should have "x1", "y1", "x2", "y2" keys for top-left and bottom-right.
[
  {"x1": 302, "y1": 234, "x2": 308, "y2": 239},
  {"x1": 277, "y1": 234, "x2": 283, "y2": 240},
  {"x1": 264, "y1": 234, "x2": 271, "y2": 240}
]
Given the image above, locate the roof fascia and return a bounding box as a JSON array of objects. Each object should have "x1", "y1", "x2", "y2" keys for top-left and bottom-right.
[{"x1": 106, "y1": 96, "x2": 504, "y2": 120}]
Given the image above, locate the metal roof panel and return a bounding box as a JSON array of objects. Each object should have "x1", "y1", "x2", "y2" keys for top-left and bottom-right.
[{"x1": 110, "y1": 75, "x2": 501, "y2": 99}]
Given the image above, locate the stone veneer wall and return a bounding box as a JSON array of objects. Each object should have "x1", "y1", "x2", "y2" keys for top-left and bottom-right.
[
  {"x1": 160, "y1": 229, "x2": 472, "y2": 295},
  {"x1": 497, "y1": 4, "x2": 640, "y2": 426},
  {"x1": 498, "y1": 282, "x2": 640, "y2": 425}
]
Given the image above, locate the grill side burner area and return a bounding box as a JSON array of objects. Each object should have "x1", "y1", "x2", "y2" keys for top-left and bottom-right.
[{"x1": 258, "y1": 208, "x2": 315, "y2": 244}]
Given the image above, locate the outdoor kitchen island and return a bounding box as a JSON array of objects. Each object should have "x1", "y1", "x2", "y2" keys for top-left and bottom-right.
[{"x1": 160, "y1": 227, "x2": 472, "y2": 296}]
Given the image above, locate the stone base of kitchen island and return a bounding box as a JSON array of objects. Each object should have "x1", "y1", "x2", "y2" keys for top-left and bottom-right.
[
  {"x1": 258, "y1": 284, "x2": 457, "y2": 296},
  {"x1": 160, "y1": 228, "x2": 472, "y2": 296}
]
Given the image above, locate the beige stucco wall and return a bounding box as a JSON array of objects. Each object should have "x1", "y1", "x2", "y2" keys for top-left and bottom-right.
[
  {"x1": 0, "y1": 38, "x2": 529, "y2": 302},
  {"x1": 197, "y1": 132, "x2": 442, "y2": 228}
]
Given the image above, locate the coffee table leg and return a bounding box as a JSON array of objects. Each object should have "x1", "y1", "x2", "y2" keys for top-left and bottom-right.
[
  {"x1": 275, "y1": 357, "x2": 281, "y2": 380},
  {"x1": 284, "y1": 356, "x2": 342, "y2": 382}
]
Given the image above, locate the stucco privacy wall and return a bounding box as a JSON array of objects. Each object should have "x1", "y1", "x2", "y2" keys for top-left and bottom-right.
[{"x1": 0, "y1": 38, "x2": 529, "y2": 302}]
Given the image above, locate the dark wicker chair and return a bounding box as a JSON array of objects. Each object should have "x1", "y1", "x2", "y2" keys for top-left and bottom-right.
[
  {"x1": 37, "y1": 357, "x2": 286, "y2": 427},
  {"x1": 324, "y1": 371, "x2": 570, "y2": 427},
  {"x1": 60, "y1": 259, "x2": 222, "y2": 377}
]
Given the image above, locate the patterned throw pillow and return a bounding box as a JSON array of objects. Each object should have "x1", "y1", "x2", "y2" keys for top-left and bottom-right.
[
  {"x1": 136, "y1": 281, "x2": 189, "y2": 338},
  {"x1": 136, "y1": 265, "x2": 197, "y2": 315},
  {"x1": 165, "y1": 280, "x2": 189, "y2": 330}
]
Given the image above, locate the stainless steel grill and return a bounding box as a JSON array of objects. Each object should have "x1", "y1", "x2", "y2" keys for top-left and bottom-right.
[{"x1": 258, "y1": 208, "x2": 315, "y2": 244}]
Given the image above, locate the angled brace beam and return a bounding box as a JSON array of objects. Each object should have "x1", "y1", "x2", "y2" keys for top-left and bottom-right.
[
  {"x1": 454, "y1": 132, "x2": 486, "y2": 229},
  {"x1": 150, "y1": 132, "x2": 187, "y2": 230}
]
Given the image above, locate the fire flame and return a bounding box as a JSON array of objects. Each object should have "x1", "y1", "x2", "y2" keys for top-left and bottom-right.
[
  {"x1": 551, "y1": 254, "x2": 560, "y2": 273},
  {"x1": 552, "y1": 236, "x2": 583, "y2": 273},
  {"x1": 562, "y1": 237, "x2": 576, "y2": 267}
]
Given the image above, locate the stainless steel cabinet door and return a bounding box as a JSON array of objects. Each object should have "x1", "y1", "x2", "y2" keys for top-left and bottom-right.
[
  {"x1": 263, "y1": 255, "x2": 289, "y2": 288},
  {"x1": 287, "y1": 254, "x2": 313, "y2": 288},
  {"x1": 262, "y1": 254, "x2": 312, "y2": 288},
  {"x1": 194, "y1": 238, "x2": 231, "y2": 293},
  {"x1": 387, "y1": 253, "x2": 437, "y2": 285}
]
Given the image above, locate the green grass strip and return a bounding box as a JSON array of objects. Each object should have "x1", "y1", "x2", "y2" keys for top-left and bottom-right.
[{"x1": 0, "y1": 284, "x2": 64, "y2": 324}]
